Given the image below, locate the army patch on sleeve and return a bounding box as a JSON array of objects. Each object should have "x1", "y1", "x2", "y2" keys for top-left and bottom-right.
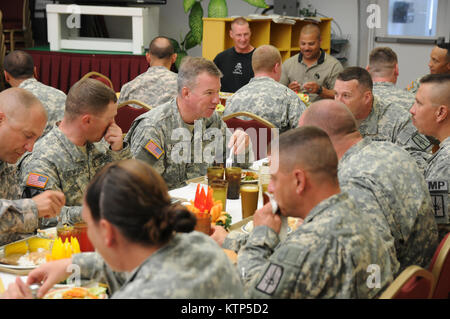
[
  {"x1": 26, "y1": 173, "x2": 49, "y2": 189},
  {"x1": 144, "y1": 139, "x2": 164, "y2": 159},
  {"x1": 255, "y1": 263, "x2": 284, "y2": 295},
  {"x1": 411, "y1": 132, "x2": 431, "y2": 151}
]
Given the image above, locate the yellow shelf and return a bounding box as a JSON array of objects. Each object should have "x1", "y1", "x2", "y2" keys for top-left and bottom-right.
[{"x1": 202, "y1": 17, "x2": 332, "y2": 62}]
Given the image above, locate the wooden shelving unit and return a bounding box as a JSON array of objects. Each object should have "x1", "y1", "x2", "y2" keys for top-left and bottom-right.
[{"x1": 202, "y1": 17, "x2": 332, "y2": 62}]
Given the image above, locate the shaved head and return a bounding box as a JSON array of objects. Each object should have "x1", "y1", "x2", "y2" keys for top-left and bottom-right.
[
  {"x1": 271, "y1": 126, "x2": 339, "y2": 183},
  {"x1": 0, "y1": 88, "x2": 47, "y2": 163},
  {"x1": 299, "y1": 99, "x2": 358, "y2": 139},
  {"x1": 300, "y1": 23, "x2": 321, "y2": 40},
  {"x1": 0, "y1": 87, "x2": 47, "y2": 123},
  {"x1": 252, "y1": 44, "x2": 281, "y2": 73},
  {"x1": 419, "y1": 73, "x2": 450, "y2": 107}
]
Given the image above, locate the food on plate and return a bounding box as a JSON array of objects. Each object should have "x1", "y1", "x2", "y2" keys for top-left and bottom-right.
[
  {"x1": 297, "y1": 92, "x2": 311, "y2": 106},
  {"x1": 43, "y1": 286, "x2": 108, "y2": 299},
  {"x1": 0, "y1": 237, "x2": 53, "y2": 267},
  {"x1": 185, "y1": 184, "x2": 232, "y2": 230},
  {"x1": 242, "y1": 171, "x2": 258, "y2": 181},
  {"x1": 216, "y1": 103, "x2": 225, "y2": 112},
  {"x1": 37, "y1": 227, "x2": 57, "y2": 239}
]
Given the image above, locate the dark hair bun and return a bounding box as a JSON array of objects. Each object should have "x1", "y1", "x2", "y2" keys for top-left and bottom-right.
[{"x1": 170, "y1": 205, "x2": 197, "y2": 233}]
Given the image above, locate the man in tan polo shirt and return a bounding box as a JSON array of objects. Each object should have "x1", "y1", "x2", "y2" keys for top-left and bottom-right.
[{"x1": 280, "y1": 23, "x2": 343, "y2": 103}]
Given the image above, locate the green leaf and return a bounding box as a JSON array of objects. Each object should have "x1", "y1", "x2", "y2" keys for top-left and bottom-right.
[
  {"x1": 241, "y1": 0, "x2": 269, "y2": 8},
  {"x1": 175, "y1": 50, "x2": 188, "y2": 70},
  {"x1": 208, "y1": 0, "x2": 228, "y2": 18},
  {"x1": 183, "y1": 30, "x2": 200, "y2": 50},
  {"x1": 183, "y1": 0, "x2": 197, "y2": 13},
  {"x1": 189, "y1": 2, "x2": 204, "y2": 44}
]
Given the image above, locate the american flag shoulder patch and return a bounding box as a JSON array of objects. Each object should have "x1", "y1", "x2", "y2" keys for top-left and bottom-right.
[
  {"x1": 26, "y1": 173, "x2": 49, "y2": 189},
  {"x1": 144, "y1": 139, "x2": 164, "y2": 159}
]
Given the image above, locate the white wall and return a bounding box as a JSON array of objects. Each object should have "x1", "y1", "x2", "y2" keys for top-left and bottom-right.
[{"x1": 158, "y1": 0, "x2": 360, "y2": 65}]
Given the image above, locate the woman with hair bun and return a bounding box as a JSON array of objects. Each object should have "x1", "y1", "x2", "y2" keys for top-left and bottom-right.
[{"x1": 2, "y1": 159, "x2": 244, "y2": 299}]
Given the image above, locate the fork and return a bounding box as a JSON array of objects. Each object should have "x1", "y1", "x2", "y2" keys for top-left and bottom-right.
[{"x1": 226, "y1": 145, "x2": 234, "y2": 168}]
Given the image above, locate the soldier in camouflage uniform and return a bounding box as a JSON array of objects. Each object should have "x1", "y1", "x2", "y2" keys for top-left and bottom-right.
[
  {"x1": 0, "y1": 88, "x2": 65, "y2": 245},
  {"x1": 300, "y1": 99, "x2": 438, "y2": 272},
  {"x1": 410, "y1": 74, "x2": 450, "y2": 241},
  {"x1": 334, "y1": 67, "x2": 432, "y2": 172},
  {"x1": 126, "y1": 57, "x2": 253, "y2": 190},
  {"x1": 405, "y1": 42, "x2": 450, "y2": 94},
  {"x1": 223, "y1": 45, "x2": 306, "y2": 133},
  {"x1": 117, "y1": 36, "x2": 178, "y2": 108},
  {"x1": 20, "y1": 79, "x2": 131, "y2": 225},
  {"x1": 367, "y1": 47, "x2": 415, "y2": 111},
  {"x1": 216, "y1": 127, "x2": 398, "y2": 298},
  {"x1": 4, "y1": 50, "x2": 66, "y2": 137},
  {"x1": 4, "y1": 160, "x2": 244, "y2": 299}
]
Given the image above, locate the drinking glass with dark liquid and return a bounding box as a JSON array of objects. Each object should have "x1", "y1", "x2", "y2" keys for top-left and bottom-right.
[{"x1": 225, "y1": 167, "x2": 241, "y2": 199}]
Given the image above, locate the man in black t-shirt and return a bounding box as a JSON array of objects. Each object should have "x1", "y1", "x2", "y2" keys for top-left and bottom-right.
[{"x1": 213, "y1": 17, "x2": 255, "y2": 93}]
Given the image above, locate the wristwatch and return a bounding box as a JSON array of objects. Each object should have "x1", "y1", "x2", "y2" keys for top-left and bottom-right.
[{"x1": 317, "y1": 85, "x2": 323, "y2": 95}]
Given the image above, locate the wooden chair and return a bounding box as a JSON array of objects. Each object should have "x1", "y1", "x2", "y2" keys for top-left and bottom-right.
[
  {"x1": 379, "y1": 265, "x2": 435, "y2": 299},
  {"x1": 81, "y1": 71, "x2": 114, "y2": 91},
  {"x1": 115, "y1": 99, "x2": 152, "y2": 134},
  {"x1": 0, "y1": 10, "x2": 5, "y2": 91},
  {"x1": 0, "y1": 0, "x2": 33, "y2": 52},
  {"x1": 222, "y1": 111, "x2": 277, "y2": 161},
  {"x1": 429, "y1": 233, "x2": 450, "y2": 299}
]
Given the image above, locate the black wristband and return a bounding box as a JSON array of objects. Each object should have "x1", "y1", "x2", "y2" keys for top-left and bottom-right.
[{"x1": 317, "y1": 85, "x2": 323, "y2": 95}]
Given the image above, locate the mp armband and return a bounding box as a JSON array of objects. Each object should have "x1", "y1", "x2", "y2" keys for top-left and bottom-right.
[{"x1": 427, "y1": 180, "x2": 449, "y2": 224}]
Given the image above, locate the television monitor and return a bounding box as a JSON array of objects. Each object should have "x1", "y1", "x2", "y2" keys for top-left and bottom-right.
[{"x1": 55, "y1": 0, "x2": 166, "y2": 5}]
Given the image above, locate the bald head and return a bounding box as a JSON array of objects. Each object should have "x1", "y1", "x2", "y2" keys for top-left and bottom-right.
[
  {"x1": 252, "y1": 45, "x2": 281, "y2": 74},
  {"x1": 0, "y1": 88, "x2": 48, "y2": 163},
  {"x1": 0, "y1": 87, "x2": 47, "y2": 122},
  {"x1": 149, "y1": 36, "x2": 174, "y2": 60},
  {"x1": 299, "y1": 99, "x2": 358, "y2": 139},
  {"x1": 300, "y1": 23, "x2": 321, "y2": 40}
]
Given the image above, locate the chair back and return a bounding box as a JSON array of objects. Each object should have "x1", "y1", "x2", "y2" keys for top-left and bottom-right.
[
  {"x1": 115, "y1": 100, "x2": 152, "y2": 134},
  {"x1": 0, "y1": 0, "x2": 26, "y2": 30},
  {"x1": 81, "y1": 71, "x2": 114, "y2": 91},
  {"x1": 379, "y1": 265, "x2": 435, "y2": 299},
  {"x1": 429, "y1": 232, "x2": 450, "y2": 299},
  {"x1": 223, "y1": 111, "x2": 277, "y2": 161}
]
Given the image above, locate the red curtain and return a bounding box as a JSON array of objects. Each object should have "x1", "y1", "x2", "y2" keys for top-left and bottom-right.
[{"x1": 25, "y1": 50, "x2": 149, "y2": 93}]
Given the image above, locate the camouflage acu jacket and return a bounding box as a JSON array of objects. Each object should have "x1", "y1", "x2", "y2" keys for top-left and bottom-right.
[
  {"x1": 223, "y1": 76, "x2": 306, "y2": 133},
  {"x1": 72, "y1": 232, "x2": 245, "y2": 298}
]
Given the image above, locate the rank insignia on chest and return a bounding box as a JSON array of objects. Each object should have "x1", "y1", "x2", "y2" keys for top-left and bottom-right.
[
  {"x1": 26, "y1": 173, "x2": 49, "y2": 189},
  {"x1": 145, "y1": 139, "x2": 164, "y2": 159}
]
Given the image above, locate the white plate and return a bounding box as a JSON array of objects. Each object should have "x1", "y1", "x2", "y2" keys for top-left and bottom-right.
[
  {"x1": 0, "y1": 237, "x2": 49, "y2": 270},
  {"x1": 241, "y1": 220, "x2": 292, "y2": 234}
]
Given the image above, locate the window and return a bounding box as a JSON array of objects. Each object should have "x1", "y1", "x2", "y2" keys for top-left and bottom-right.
[{"x1": 387, "y1": 0, "x2": 438, "y2": 37}]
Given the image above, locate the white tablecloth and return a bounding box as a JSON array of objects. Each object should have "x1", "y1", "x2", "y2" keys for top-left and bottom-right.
[{"x1": 169, "y1": 183, "x2": 263, "y2": 225}]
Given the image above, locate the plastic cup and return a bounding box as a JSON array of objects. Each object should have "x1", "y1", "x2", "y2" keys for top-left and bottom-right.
[
  {"x1": 207, "y1": 166, "x2": 224, "y2": 184},
  {"x1": 240, "y1": 184, "x2": 259, "y2": 219},
  {"x1": 225, "y1": 167, "x2": 242, "y2": 199},
  {"x1": 210, "y1": 179, "x2": 228, "y2": 211},
  {"x1": 194, "y1": 214, "x2": 211, "y2": 235}
]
